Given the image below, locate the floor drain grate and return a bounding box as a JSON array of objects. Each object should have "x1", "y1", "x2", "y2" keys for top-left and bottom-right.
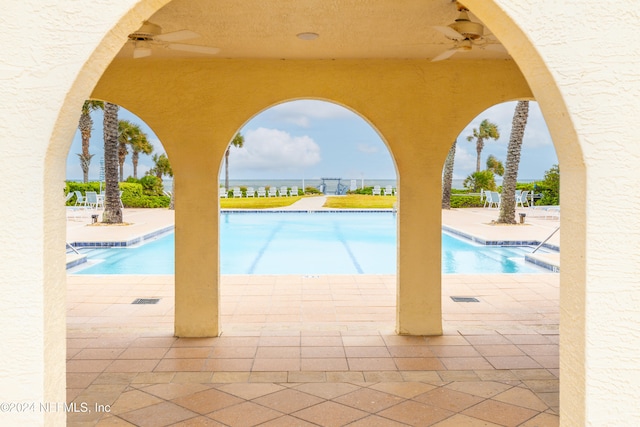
[
  {"x1": 132, "y1": 298, "x2": 160, "y2": 305},
  {"x1": 451, "y1": 296, "x2": 480, "y2": 303}
]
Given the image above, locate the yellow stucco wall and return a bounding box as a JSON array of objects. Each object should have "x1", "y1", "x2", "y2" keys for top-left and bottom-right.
[
  {"x1": 1, "y1": 0, "x2": 639, "y2": 425},
  {"x1": 92, "y1": 58, "x2": 532, "y2": 338}
]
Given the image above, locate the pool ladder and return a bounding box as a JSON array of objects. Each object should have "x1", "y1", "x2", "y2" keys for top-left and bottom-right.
[
  {"x1": 532, "y1": 226, "x2": 559, "y2": 253},
  {"x1": 66, "y1": 241, "x2": 80, "y2": 255}
]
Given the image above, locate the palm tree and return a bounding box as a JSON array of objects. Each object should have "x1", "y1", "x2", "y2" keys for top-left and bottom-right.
[
  {"x1": 150, "y1": 153, "x2": 173, "y2": 180},
  {"x1": 486, "y1": 154, "x2": 504, "y2": 177},
  {"x1": 441, "y1": 141, "x2": 456, "y2": 209},
  {"x1": 102, "y1": 102, "x2": 122, "y2": 224},
  {"x1": 497, "y1": 101, "x2": 529, "y2": 224},
  {"x1": 224, "y1": 133, "x2": 245, "y2": 190},
  {"x1": 129, "y1": 129, "x2": 153, "y2": 179},
  {"x1": 116, "y1": 120, "x2": 132, "y2": 182},
  {"x1": 467, "y1": 119, "x2": 500, "y2": 173},
  {"x1": 118, "y1": 120, "x2": 152, "y2": 180},
  {"x1": 77, "y1": 100, "x2": 104, "y2": 183}
]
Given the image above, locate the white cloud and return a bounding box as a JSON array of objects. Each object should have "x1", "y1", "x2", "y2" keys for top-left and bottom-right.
[
  {"x1": 356, "y1": 143, "x2": 379, "y2": 154},
  {"x1": 452, "y1": 145, "x2": 477, "y2": 179},
  {"x1": 267, "y1": 100, "x2": 355, "y2": 128},
  {"x1": 230, "y1": 127, "x2": 321, "y2": 172}
]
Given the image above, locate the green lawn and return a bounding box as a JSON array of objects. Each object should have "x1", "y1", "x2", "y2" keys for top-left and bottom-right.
[
  {"x1": 324, "y1": 194, "x2": 397, "y2": 209},
  {"x1": 219, "y1": 194, "x2": 397, "y2": 209},
  {"x1": 220, "y1": 196, "x2": 302, "y2": 209}
]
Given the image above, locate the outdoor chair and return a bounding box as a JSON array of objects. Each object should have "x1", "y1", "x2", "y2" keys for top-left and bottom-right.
[
  {"x1": 372, "y1": 185, "x2": 381, "y2": 196},
  {"x1": 484, "y1": 191, "x2": 500, "y2": 208},
  {"x1": 85, "y1": 191, "x2": 99, "y2": 209},
  {"x1": 290, "y1": 186, "x2": 299, "y2": 196},
  {"x1": 483, "y1": 191, "x2": 493, "y2": 208},
  {"x1": 232, "y1": 187, "x2": 242, "y2": 198},
  {"x1": 491, "y1": 191, "x2": 501, "y2": 208},
  {"x1": 268, "y1": 187, "x2": 277, "y2": 197},
  {"x1": 384, "y1": 185, "x2": 394, "y2": 196},
  {"x1": 516, "y1": 190, "x2": 530, "y2": 208},
  {"x1": 257, "y1": 187, "x2": 266, "y2": 197},
  {"x1": 219, "y1": 187, "x2": 228, "y2": 198},
  {"x1": 280, "y1": 186, "x2": 289, "y2": 197},
  {"x1": 73, "y1": 191, "x2": 85, "y2": 206},
  {"x1": 246, "y1": 187, "x2": 255, "y2": 197}
]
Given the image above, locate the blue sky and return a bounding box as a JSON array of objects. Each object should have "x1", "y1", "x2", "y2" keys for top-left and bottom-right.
[{"x1": 66, "y1": 100, "x2": 557, "y2": 182}]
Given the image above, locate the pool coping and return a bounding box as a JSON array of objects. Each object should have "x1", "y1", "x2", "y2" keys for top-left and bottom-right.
[
  {"x1": 442, "y1": 225, "x2": 560, "y2": 251},
  {"x1": 68, "y1": 224, "x2": 175, "y2": 248}
]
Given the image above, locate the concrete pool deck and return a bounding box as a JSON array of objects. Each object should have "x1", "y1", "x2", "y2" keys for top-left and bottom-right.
[{"x1": 65, "y1": 202, "x2": 560, "y2": 426}]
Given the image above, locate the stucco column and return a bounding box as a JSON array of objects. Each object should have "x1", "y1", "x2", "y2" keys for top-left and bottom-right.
[
  {"x1": 172, "y1": 138, "x2": 222, "y2": 337},
  {"x1": 395, "y1": 156, "x2": 443, "y2": 335}
]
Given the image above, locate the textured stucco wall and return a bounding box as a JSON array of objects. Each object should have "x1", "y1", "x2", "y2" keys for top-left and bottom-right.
[
  {"x1": 0, "y1": 0, "x2": 638, "y2": 425},
  {"x1": 0, "y1": 1, "x2": 170, "y2": 424},
  {"x1": 465, "y1": 2, "x2": 640, "y2": 425}
]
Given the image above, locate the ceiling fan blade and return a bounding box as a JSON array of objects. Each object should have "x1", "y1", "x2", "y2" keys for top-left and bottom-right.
[
  {"x1": 132, "y1": 44, "x2": 152, "y2": 59},
  {"x1": 155, "y1": 29, "x2": 200, "y2": 43},
  {"x1": 432, "y1": 48, "x2": 458, "y2": 62},
  {"x1": 433, "y1": 26, "x2": 465, "y2": 41},
  {"x1": 167, "y1": 43, "x2": 221, "y2": 55}
]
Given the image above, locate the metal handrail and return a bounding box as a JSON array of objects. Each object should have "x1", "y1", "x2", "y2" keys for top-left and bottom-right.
[
  {"x1": 532, "y1": 226, "x2": 560, "y2": 253},
  {"x1": 66, "y1": 242, "x2": 80, "y2": 255}
]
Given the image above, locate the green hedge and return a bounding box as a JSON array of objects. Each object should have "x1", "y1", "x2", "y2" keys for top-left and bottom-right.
[
  {"x1": 119, "y1": 182, "x2": 169, "y2": 208},
  {"x1": 65, "y1": 181, "x2": 170, "y2": 208},
  {"x1": 450, "y1": 195, "x2": 484, "y2": 208}
]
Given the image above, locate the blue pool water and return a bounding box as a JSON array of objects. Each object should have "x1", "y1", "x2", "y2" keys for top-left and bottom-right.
[{"x1": 72, "y1": 212, "x2": 546, "y2": 275}]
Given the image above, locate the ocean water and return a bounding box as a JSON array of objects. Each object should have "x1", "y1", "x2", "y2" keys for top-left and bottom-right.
[
  {"x1": 219, "y1": 178, "x2": 396, "y2": 192},
  {"x1": 211, "y1": 178, "x2": 541, "y2": 192},
  {"x1": 80, "y1": 177, "x2": 543, "y2": 194}
]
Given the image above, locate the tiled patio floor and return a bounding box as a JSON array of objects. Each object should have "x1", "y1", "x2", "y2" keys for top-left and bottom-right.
[{"x1": 67, "y1": 273, "x2": 559, "y2": 426}]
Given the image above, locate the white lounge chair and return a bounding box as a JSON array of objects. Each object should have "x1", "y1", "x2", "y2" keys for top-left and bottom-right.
[
  {"x1": 74, "y1": 191, "x2": 85, "y2": 206},
  {"x1": 232, "y1": 187, "x2": 242, "y2": 198},
  {"x1": 516, "y1": 190, "x2": 530, "y2": 208},
  {"x1": 491, "y1": 191, "x2": 501, "y2": 208},
  {"x1": 280, "y1": 186, "x2": 289, "y2": 197},
  {"x1": 257, "y1": 187, "x2": 266, "y2": 197},
  {"x1": 219, "y1": 188, "x2": 228, "y2": 198},
  {"x1": 383, "y1": 185, "x2": 394, "y2": 196},
  {"x1": 372, "y1": 185, "x2": 381, "y2": 196},
  {"x1": 484, "y1": 191, "x2": 500, "y2": 208},
  {"x1": 483, "y1": 191, "x2": 492, "y2": 207},
  {"x1": 268, "y1": 187, "x2": 277, "y2": 197},
  {"x1": 290, "y1": 186, "x2": 299, "y2": 196},
  {"x1": 246, "y1": 187, "x2": 255, "y2": 197},
  {"x1": 85, "y1": 191, "x2": 99, "y2": 209}
]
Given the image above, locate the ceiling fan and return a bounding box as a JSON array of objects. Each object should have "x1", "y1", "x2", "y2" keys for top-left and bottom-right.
[
  {"x1": 127, "y1": 21, "x2": 220, "y2": 59},
  {"x1": 432, "y1": 5, "x2": 502, "y2": 62}
]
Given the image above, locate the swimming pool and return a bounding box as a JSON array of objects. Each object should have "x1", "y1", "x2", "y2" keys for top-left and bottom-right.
[{"x1": 71, "y1": 212, "x2": 547, "y2": 275}]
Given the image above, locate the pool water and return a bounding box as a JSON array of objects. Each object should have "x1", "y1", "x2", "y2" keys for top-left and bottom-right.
[{"x1": 72, "y1": 212, "x2": 547, "y2": 275}]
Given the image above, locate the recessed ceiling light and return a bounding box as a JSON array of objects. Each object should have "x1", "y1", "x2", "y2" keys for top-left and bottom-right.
[{"x1": 297, "y1": 32, "x2": 319, "y2": 41}]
